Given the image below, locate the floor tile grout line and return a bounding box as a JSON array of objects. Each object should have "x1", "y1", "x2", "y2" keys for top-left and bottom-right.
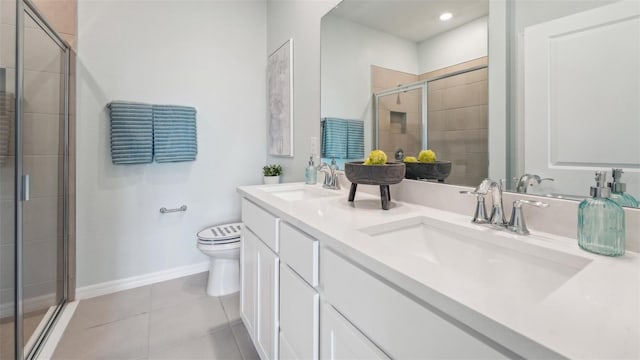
[{"x1": 67, "y1": 310, "x2": 150, "y2": 332}]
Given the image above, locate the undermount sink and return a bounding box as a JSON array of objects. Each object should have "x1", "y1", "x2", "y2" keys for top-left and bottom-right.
[
  {"x1": 264, "y1": 184, "x2": 341, "y2": 202},
  {"x1": 360, "y1": 216, "x2": 592, "y2": 302}
]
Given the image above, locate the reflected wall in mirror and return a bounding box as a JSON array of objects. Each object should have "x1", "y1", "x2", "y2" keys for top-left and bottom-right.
[{"x1": 321, "y1": 0, "x2": 490, "y2": 186}]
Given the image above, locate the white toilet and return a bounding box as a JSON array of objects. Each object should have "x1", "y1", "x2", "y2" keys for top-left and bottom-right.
[{"x1": 197, "y1": 222, "x2": 242, "y2": 296}]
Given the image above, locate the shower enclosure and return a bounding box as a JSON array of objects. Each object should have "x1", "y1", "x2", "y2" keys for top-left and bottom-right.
[
  {"x1": 373, "y1": 64, "x2": 489, "y2": 186},
  {"x1": 0, "y1": 0, "x2": 71, "y2": 358}
]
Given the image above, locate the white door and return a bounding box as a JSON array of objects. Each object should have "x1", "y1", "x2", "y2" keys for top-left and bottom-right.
[
  {"x1": 524, "y1": 1, "x2": 640, "y2": 198},
  {"x1": 256, "y1": 238, "x2": 279, "y2": 360}
]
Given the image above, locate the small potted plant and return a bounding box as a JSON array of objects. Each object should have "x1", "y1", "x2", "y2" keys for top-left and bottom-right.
[{"x1": 263, "y1": 164, "x2": 283, "y2": 184}]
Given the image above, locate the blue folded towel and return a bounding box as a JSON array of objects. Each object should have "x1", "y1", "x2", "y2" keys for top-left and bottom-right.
[
  {"x1": 108, "y1": 101, "x2": 153, "y2": 164},
  {"x1": 347, "y1": 120, "x2": 364, "y2": 159},
  {"x1": 321, "y1": 118, "x2": 348, "y2": 159},
  {"x1": 153, "y1": 105, "x2": 197, "y2": 163}
]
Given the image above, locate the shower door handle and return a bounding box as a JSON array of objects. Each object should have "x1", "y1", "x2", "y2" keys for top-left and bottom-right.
[{"x1": 22, "y1": 174, "x2": 30, "y2": 202}]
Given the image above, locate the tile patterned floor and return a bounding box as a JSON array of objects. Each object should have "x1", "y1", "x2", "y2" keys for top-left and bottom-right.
[{"x1": 53, "y1": 272, "x2": 259, "y2": 359}]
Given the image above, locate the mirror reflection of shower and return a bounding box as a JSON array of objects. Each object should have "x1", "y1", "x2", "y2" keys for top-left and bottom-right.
[
  {"x1": 373, "y1": 60, "x2": 489, "y2": 186},
  {"x1": 375, "y1": 85, "x2": 424, "y2": 160}
]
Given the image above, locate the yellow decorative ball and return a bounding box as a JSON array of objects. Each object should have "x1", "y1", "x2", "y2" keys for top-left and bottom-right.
[
  {"x1": 365, "y1": 149, "x2": 387, "y2": 165},
  {"x1": 418, "y1": 149, "x2": 436, "y2": 163},
  {"x1": 403, "y1": 156, "x2": 418, "y2": 163}
]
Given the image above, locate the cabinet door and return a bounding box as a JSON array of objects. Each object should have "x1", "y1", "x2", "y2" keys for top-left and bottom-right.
[
  {"x1": 256, "y1": 239, "x2": 279, "y2": 360},
  {"x1": 280, "y1": 264, "x2": 319, "y2": 360},
  {"x1": 240, "y1": 228, "x2": 258, "y2": 339},
  {"x1": 320, "y1": 303, "x2": 389, "y2": 360}
]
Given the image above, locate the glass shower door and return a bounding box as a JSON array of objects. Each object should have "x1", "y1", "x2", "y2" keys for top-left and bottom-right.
[
  {"x1": 0, "y1": 0, "x2": 18, "y2": 357},
  {"x1": 20, "y1": 7, "x2": 67, "y2": 357},
  {"x1": 375, "y1": 87, "x2": 424, "y2": 160}
]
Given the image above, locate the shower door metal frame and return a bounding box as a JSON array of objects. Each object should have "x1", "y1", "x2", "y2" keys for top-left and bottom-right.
[
  {"x1": 372, "y1": 64, "x2": 488, "y2": 152},
  {"x1": 13, "y1": 0, "x2": 70, "y2": 358},
  {"x1": 373, "y1": 83, "x2": 428, "y2": 151}
]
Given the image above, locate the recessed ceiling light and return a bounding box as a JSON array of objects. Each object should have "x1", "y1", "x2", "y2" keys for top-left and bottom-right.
[{"x1": 440, "y1": 12, "x2": 453, "y2": 21}]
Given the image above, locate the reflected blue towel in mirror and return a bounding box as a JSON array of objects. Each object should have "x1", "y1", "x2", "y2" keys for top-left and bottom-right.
[
  {"x1": 108, "y1": 101, "x2": 153, "y2": 164},
  {"x1": 347, "y1": 120, "x2": 364, "y2": 159},
  {"x1": 153, "y1": 105, "x2": 197, "y2": 163},
  {"x1": 321, "y1": 117, "x2": 364, "y2": 159},
  {"x1": 321, "y1": 117, "x2": 348, "y2": 159}
]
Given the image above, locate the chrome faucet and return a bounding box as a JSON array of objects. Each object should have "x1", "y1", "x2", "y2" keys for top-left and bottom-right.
[
  {"x1": 470, "y1": 178, "x2": 507, "y2": 227},
  {"x1": 507, "y1": 199, "x2": 550, "y2": 235},
  {"x1": 462, "y1": 179, "x2": 550, "y2": 235},
  {"x1": 487, "y1": 179, "x2": 507, "y2": 227},
  {"x1": 459, "y1": 189, "x2": 489, "y2": 224},
  {"x1": 319, "y1": 159, "x2": 341, "y2": 190},
  {"x1": 514, "y1": 174, "x2": 554, "y2": 193}
]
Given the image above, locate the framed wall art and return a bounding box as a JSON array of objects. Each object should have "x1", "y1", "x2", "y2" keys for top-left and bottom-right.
[{"x1": 267, "y1": 39, "x2": 294, "y2": 157}]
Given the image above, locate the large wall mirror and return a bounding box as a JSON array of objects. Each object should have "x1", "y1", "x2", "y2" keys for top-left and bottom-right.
[{"x1": 320, "y1": 0, "x2": 640, "y2": 207}]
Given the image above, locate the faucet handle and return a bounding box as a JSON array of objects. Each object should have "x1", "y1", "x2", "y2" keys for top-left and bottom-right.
[
  {"x1": 508, "y1": 200, "x2": 549, "y2": 235},
  {"x1": 460, "y1": 190, "x2": 489, "y2": 224}
]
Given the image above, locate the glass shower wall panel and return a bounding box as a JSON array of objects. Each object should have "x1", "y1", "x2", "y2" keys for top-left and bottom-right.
[
  {"x1": 0, "y1": 0, "x2": 17, "y2": 357},
  {"x1": 21, "y1": 10, "x2": 66, "y2": 352},
  {"x1": 377, "y1": 87, "x2": 423, "y2": 160}
]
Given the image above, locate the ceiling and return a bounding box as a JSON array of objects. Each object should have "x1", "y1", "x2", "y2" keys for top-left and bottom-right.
[{"x1": 328, "y1": 0, "x2": 489, "y2": 43}]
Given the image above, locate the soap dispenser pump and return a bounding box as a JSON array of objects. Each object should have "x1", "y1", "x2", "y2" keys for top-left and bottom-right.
[
  {"x1": 305, "y1": 156, "x2": 317, "y2": 185},
  {"x1": 578, "y1": 171, "x2": 625, "y2": 256},
  {"x1": 608, "y1": 168, "x2": 639, "y2": 208}
]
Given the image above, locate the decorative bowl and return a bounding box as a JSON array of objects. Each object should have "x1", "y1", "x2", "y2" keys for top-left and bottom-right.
[
  {"x1": 404, "y1": 161, "x2": 452, "y2": 182},
  {"x1": 344, "y1": 161, "x2": 406, "y2": 185}
]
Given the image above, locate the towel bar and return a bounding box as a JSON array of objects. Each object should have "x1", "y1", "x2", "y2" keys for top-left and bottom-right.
[{"x1": 160, "y1": 205, "x2": 187, "y2": 214}]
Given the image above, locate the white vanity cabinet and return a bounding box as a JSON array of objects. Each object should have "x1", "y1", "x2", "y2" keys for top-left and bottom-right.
[
  {"x1": 241, "y1": 199, "x2": 280, "y2": 360},
  {"x1": 279, "y1": 222, "x2": 320, "y2": 360},
  {"x1": 240, "y1": 195, "x2": 511, "y2": 360},
  {"x1": 320, "y1": 302, "x2": 389, "y2": 360}
]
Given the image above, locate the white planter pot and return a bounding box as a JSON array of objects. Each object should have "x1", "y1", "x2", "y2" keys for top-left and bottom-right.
[{"x1": 263, "y1": 175, "x2": 281, "y2": 184}]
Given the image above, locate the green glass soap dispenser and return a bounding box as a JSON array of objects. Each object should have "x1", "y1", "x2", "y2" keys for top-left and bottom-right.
[
  {"x1": 578, "y1": 171, "x2": 625, "y2": 256},
  {"x1": 608, "y1": 168, "x2": 639, "y2": 208}
]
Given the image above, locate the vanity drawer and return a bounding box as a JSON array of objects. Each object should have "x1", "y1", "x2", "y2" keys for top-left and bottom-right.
[
  {"x1": 280, "y1": 222, "x2": 319, "y2": 287},
  {"x1": 321, "y1": 248, "x2": 508, "y2": 359},
  {"x1": 242, "y1": 199, "x2": 280, "y2": 252}
]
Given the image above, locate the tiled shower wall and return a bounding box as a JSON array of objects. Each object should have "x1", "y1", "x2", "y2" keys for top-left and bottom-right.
[
  {"x1": 426, "y1": 58, "x2": 488, "y2": 186},
  {"x1": 372, "y1": 58, "x2": 488, "y2": 186}
]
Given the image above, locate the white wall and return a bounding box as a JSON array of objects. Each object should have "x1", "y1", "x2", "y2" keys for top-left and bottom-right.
[
  {"x1": 266, "y1": 0, "x2": 339, "y2": 182},
  {"x1": 76, "y1": 0, "x2": 267, "y2": 287},
  {"x1": 417, "y1": 16, "x2": 488, "y2": 74},
  {"x1": 321, "y1": 14, "x2": 418, "y2": 156}
]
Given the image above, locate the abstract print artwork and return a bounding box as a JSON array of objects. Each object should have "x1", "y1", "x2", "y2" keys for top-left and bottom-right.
[{"x1": 267, "y1": 39, "x2": 293, "y2": 157}]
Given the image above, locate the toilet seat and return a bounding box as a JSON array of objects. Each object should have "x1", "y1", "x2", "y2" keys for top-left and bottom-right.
[{"x1": 197, "y1": 223, "x2": 242, "y2": 246}]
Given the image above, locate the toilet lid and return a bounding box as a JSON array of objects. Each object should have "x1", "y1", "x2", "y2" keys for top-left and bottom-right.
[{"x1": 197, "y1": 222, "x2": 242, "y2": 245}]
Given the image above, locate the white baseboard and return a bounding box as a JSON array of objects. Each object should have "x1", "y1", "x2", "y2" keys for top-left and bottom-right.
[
  {"x1": 0, "y1": 293, "x2": 57, "y2": 319},
  {"x1": 76, "y1": 261, "x2": 209, "y2": 300}
]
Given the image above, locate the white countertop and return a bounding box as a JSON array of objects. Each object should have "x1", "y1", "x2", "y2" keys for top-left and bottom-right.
[{"x1": 237, "y1": 182, "x2": 640, "y2": 359}]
